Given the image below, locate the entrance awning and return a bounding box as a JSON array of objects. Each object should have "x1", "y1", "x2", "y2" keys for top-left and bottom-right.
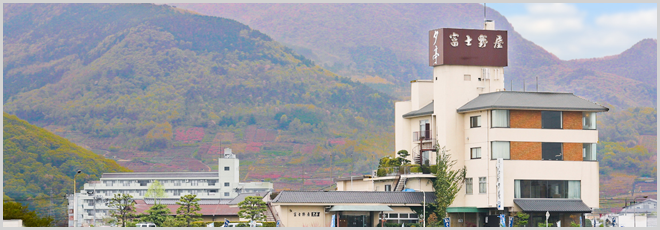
[
  {"x1": 329, "y1": 205, "x2": 393, "y2": 212},
  {"x1": 514, "y1": 199, "x2": 592, "y2": 212}
]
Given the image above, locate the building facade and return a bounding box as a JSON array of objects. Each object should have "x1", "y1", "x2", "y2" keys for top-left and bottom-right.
[
  {"x1": 338, "y1": 20, "x2": 608, "y2": 227},
  {"x1": 69, "y1": 148, "x2": 273, "y2": 227}
]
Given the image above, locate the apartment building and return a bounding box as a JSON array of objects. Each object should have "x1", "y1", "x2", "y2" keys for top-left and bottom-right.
[
  {"x1": 337, "y1": 20, "x2": 608, "y2": 227},
  {"x1": 69, "y1": 148, "x2": 273, "y2": 227}
]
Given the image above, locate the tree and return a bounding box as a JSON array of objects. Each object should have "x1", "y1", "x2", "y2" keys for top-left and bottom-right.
[
  {"x1": 3, "y1": 200, "x2": 53, "y2": 227},
  {"x1": 237, "y1": 196, "x2": 267, "y2": 223},
  {"x1": 145, "y1": 180, "x2": 166, "y2": 204},
  {"x1": 513, "y1": 212, "x2": 529, "y2": 227},
  {"x1": 397, "y1": 150, "x2": 410, "y2": 165},
  {"x1": 108, "y1": 193, "x2": 136, "y2": 227},
  {"x1": 140, "y1": 203, "x2": 170, "y2": 227},
  {"x1": 176, "y1": 194, "x2": 202, "y2": 227},
  {"x1": 433, "y1": 145, "x2": 466, "y2": 221}
]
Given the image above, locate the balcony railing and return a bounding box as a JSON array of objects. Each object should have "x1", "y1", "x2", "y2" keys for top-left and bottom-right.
[{"x1": 413, "y1": 130, "x2": 432, "y2": 142}]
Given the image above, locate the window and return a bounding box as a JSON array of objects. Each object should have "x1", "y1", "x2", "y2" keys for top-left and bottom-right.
[
  {"x1": 515, "y1": 180, "x2": 580, "y2": 199},
  {"x1": 208, "y1": 180, "x2": 216, "y2": 186},
  {"x1": 174, "y1": 180, "x2": 181, "y2": 186},
  {"x1": 541, "y1": 111, "x2": 562, "y2": 129},
  {"x1": 224, "y1": 182, "x2": 230, "y2": 187},
  {"x1": 471, "y1": 147, "x2": 481, "y2": 159},
  {"x1": 191, "y1": 180, "x2": 198, "y2": 186},
  {"x1": 464, "y1": 74, "x2": 471, "y2": 81},
  {"x1": 492, "y1": 110, "x2": 509, "y2": 128},
  {"x1": 422, "y1": 151, "x2": 430, "y2": 165},
  {"x1": 105, "y1": 181, "x2": 113, "y2": 186},
  {"x1": 173, "y1": 190, "x2": 180, "y2": 196},
  {"x1": 583, "y1": 112, "x2": 596, "y2": 130},
  {"x1": 470, "y1": 116, "x2": 481, "y2": 128},
  {"x1": 139, "y1": 190, "x2": 145, "y2": 196},
  {"x1": 384, "y1": 184, "x2": 392, "y2": 192},
  {"x1": 542, "y1": 142, "x2": 563, "y2": 161},
  {"x1": 583, "y1": 143, "x2": 597, "y2": 161},
  {"x1": 224, "y1": 166, "x2": 230, "y2": 171},
  {"x1": 224, "y1": 192, "x2": 230, "y2": 197},
  {"x1": 419, "y1": 120, "x2": 430, "y2": 140},
  {"x1": 191, "y1": 190, "x2": 198, "y2": 195},
  {"x1": 466, "y1": 178, "x2": 473, "y2": 194},
  {"x1": 122, "y1": 181, "x2": 130, "y2": 186},
  {"x1": 491, "y1": 141, "x2": 510, "y2": 159},
  {"x1": 479, "y1": 177, "x2": 487, "y2": 194}
]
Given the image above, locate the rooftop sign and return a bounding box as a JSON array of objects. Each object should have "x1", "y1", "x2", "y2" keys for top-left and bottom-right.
[{"x1": 429, "y1": 28, "x2": 508, "y2": 67}]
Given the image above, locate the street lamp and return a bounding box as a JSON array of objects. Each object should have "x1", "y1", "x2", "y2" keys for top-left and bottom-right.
[
  {"x1": 73, "y1": 170, "x2": 82, "y2": 227},
  {"x1": 414, "y1": 189, "x2": 426, "y2": 227}
]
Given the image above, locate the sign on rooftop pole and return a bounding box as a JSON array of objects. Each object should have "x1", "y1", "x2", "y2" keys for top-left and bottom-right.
[{"x1": 496, "y1": 158, "x2": 503, "y2": 211}]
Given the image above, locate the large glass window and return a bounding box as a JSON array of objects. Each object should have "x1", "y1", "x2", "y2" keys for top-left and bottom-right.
[
  {"x1": 479, "y1": 177, "x2": 487, "y2": 194},
  {"x1": 491, "y1": 141, "x2": 510, "y2": 159},
  {"x1": 492, "y1": 110, "x2": 509, "y2": 128},
  {"x1": 466, "y1": 178, "x2": 473, "y2": 194},
  {"x1": 542, "y1": 142, "x2": 563, "y2": 161},
  {"x1": 470, "y1": 116, "x2": 481, "y2": 128},
  {"x1": 541, "y1": 111, "x2": 562, "y2": 129},
  {"x1": 515, "y1": 180, "x2": 580, "y2": 199},
  {"x1": 583, "y1": 143, "x2": 597, "y2": 161},
  {"x1": 583, "y1": 112, "x2": 597, "y2": 130},
  {"x1": 471, "y1": 147, "x2": 481, "y2": 159},
  {"x1": 419, "y1": 120, "x2": 430, "y2": 140}
]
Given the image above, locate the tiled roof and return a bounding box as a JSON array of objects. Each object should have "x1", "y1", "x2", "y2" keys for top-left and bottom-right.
[
  {"x1": 514, "y1": 199, "x2": 592, "y2": 212},
  {"x1": 144, "y1": 198, "x2": 231, "y2": 205},
  {"x1": 272, "y1": 191, "x2": 435, "y2": 204},
  {"x1": 457, "y1": 91, "x2": 609, "y2": 113},
  {"x1": 134, "y1": 202, "x2": 239, "y2": 216},
  {"x1": 402, "y1": 101, "x2": 434, "y2": 118},
  {"x1": 102, "y1": 172, "x2": 218, "y2": 179}
]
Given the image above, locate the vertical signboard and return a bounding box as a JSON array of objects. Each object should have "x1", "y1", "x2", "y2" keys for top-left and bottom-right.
[
  {"x1": 496, "y1": 158, "x2": 504, "y2": 210},
  {"x1": 429, "y1": 28, "x2": 507, "y2": 67}
]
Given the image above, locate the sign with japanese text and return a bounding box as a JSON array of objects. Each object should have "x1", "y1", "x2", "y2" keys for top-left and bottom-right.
[{"x1": 429, "y1": 28, "x2": 507, "y2": 67}]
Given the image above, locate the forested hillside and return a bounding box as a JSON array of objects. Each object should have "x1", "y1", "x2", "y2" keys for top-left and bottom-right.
[
  {"x1": 3, "y1": 4, "x2": 394, "y2": 192},
  {"x1": 3, "y1": 112, "x2": 131, "y2": 226},
  {"x1": 171, "y1": 3, "x2": 656, "y2": 111}
]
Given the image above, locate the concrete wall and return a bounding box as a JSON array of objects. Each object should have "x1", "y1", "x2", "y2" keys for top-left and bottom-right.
[{"x1": 395, "y1": 101, "x2": 412, "y2": 157}]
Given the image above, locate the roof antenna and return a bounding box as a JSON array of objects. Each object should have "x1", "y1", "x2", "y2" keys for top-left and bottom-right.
[
  {"x1": 523, "y1": 78, "x2": 526, "y2": 92},
  {"x1": 484, "y1": 3, "x2": 486, "y2": 21},
  {"x1": 536, "y1": 76, "x2": 539, "y2": 92},
  {"x1": 510, "y1": 79, "x2": 513, "y2": 91}
]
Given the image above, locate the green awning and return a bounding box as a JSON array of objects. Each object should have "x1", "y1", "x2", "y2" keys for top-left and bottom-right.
[
  {"x1": 329, "y1": 205, "x2": 393, "y2": 212},
  {"x1": 447, "y1": 207, "x2": 489, "y2": 213}
]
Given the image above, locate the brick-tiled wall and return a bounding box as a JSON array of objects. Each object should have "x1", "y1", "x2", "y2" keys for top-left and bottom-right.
[
  {"x1": 510, "y1": 110, "x2": 541, "y2": 128},
  {"x1": 563, "y1": 143, "x2": 583, "y2": 161},
  {"x1": 562, "y1": 111, "x2": 582, "y2": 130},
  {"x1": 510, "y1": 142, "x2": 542, "y2": 160}
]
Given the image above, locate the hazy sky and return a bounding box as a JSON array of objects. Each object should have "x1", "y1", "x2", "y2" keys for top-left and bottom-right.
[{"x1": 487, "y1": 3, "x2": 657, "y2": 60}]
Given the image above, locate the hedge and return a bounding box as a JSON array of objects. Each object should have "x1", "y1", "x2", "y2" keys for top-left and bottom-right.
[{"x1": 191, "y1": 221, "x2": 277, "y2": 227}]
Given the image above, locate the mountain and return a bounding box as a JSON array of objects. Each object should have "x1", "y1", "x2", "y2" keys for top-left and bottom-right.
[
  {"x1": 3, "y1": 112, "x2": 131, "y2": 225},
  {"x1": 170, "y1": 3, "x2": 655, "y2": 110},
  {"x1": 3, "y1": 3, "x2": 394, "y2": 191}
]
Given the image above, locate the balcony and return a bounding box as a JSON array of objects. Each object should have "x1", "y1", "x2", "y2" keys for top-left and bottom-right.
[{"x1": 413, "y1": 130, "x2": 432, "y2": 142}]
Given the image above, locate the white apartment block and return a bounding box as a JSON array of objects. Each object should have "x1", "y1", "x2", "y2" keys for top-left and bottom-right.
[
  {"x1": 69, "y1": 148, "x2": 273, "y2": 227},
  {"x1": 337, "y1": 21, "x2": 608, "y2": 227}
]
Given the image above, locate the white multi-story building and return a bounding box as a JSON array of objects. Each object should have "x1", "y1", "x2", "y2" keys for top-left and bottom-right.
[
  {"x1": 337, "y1": 20, "x2": 608, "y2": 227},
  {"x1": 69, "y1": 148, "x2": 273, "y2": 227}
]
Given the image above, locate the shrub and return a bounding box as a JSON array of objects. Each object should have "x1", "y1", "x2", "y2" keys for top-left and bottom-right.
[
  {"x1": 421, "y1": 165, "x2": 430, "y2": 174},
  {"x1": 410, "y1": 166, "x2": 421, "y2": 173},
  {"x1": 377, "y1": 168, "x2": 386, "y2": 177},
  {"x1": 430, "y1": 165, "x2": 437, "y2": 174}
]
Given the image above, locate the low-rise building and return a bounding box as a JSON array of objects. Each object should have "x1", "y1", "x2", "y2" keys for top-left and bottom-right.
[
  {"x1": 270, "y1": 191, "x2": 435, "y2": 227},
  {"x1": 69, "y1": 148, "x2": 273, "y2": 227}
]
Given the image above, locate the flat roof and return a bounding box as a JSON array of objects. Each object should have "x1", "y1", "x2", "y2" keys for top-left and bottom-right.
[
  {"x1": 457, "y1": 91, "x2": 609, "y2": 113},
  {"x1": 273, "y1": 191, "x2": 435, "y2": 204},
  {"x1": 101, "y1": 172, "x2": 218, "y2": 179}
]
